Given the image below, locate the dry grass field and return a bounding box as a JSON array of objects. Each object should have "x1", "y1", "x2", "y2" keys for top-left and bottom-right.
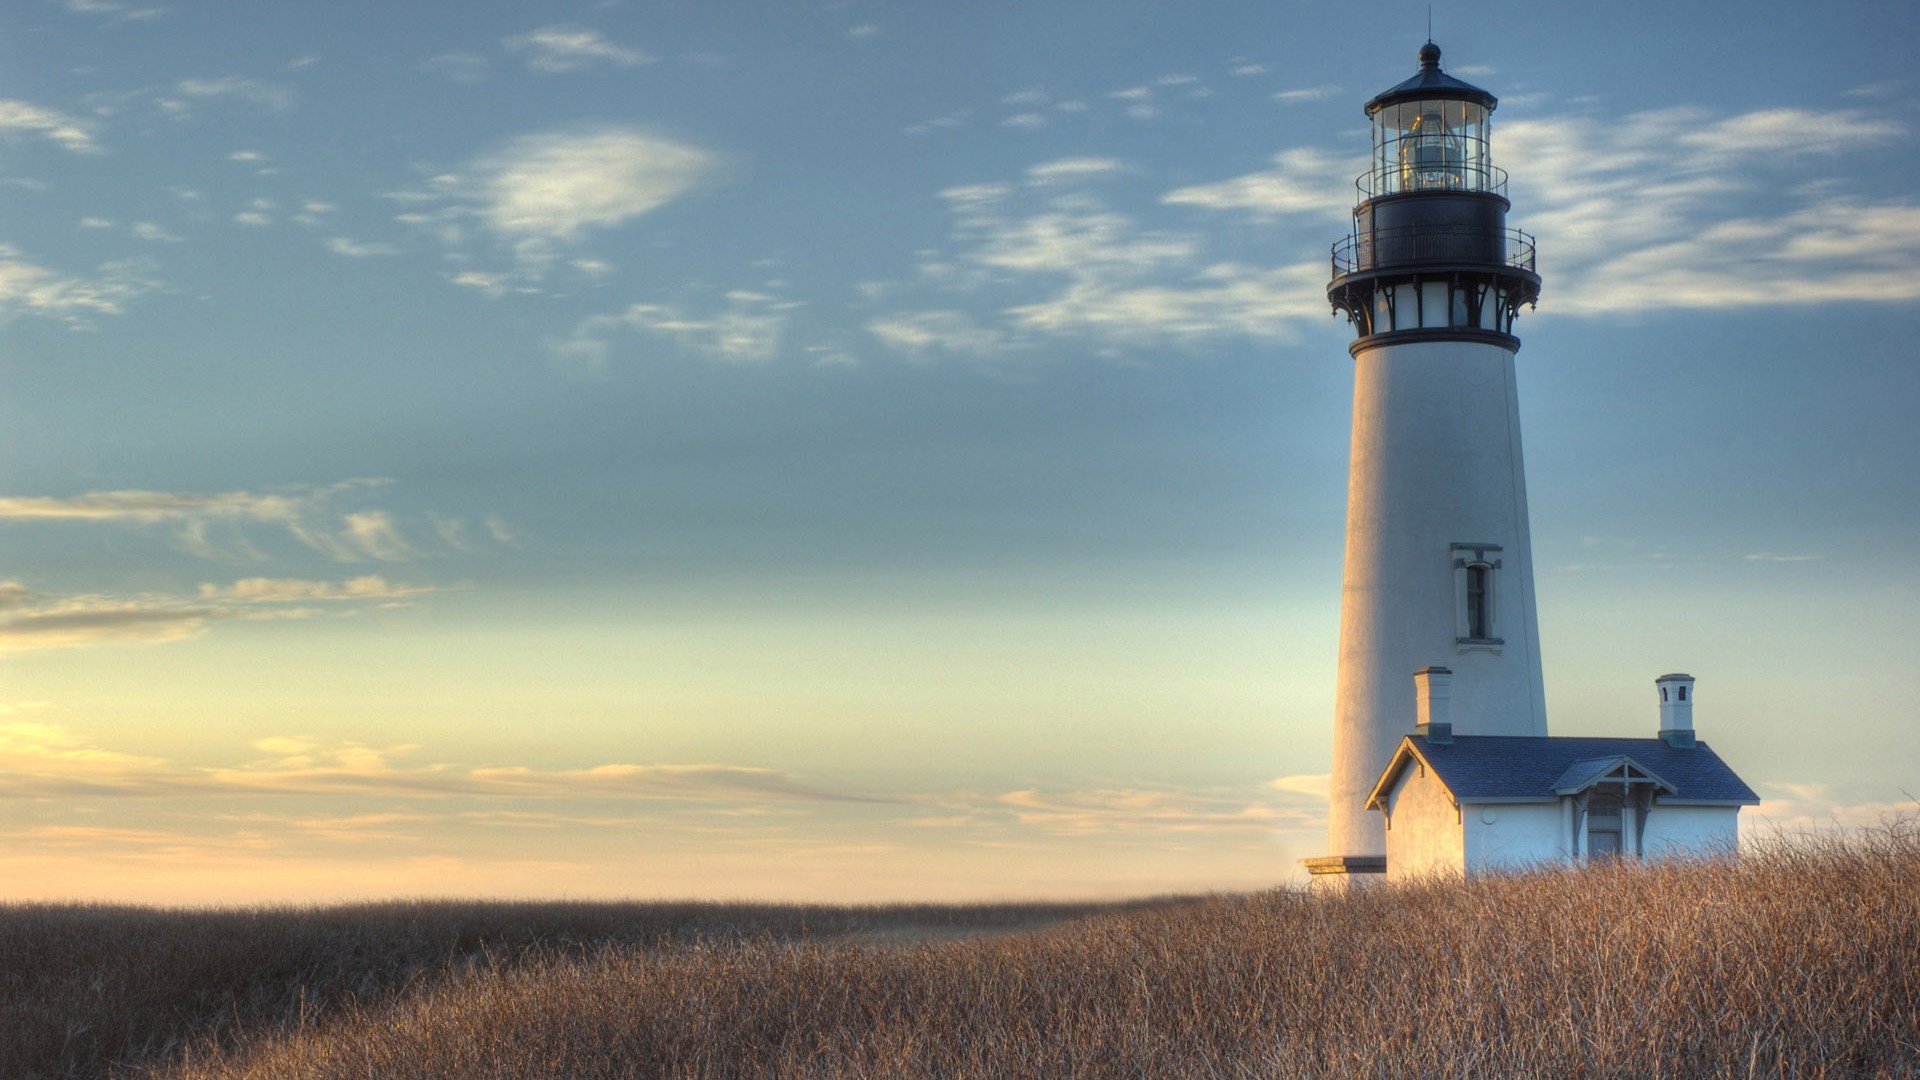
[{"x1": 5, "y1": 823, "x2": 1917, "y2": 1079}]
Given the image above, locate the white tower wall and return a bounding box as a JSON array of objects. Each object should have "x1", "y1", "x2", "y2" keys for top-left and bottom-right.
[{"x1": 1326, "y1": 336, "x2": 1548, "y2": 862}]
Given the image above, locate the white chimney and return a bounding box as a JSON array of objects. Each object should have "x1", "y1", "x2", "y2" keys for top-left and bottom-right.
[
  {"x1": 1414, "y1": 666, "x2": 1453, "y2": 743},
  {"x1": 1656, "y1": 672, "x2": 1696, "y2": 748}
]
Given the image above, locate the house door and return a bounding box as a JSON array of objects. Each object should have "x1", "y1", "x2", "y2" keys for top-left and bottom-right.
[{"x1": 1586, "y1": 791, "x2": 1624, "y2": 858}]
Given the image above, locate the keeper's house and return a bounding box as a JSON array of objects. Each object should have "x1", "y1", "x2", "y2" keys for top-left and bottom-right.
[{"x1": 1366, "y1": 670, "x2": 1759, "y2": 880}]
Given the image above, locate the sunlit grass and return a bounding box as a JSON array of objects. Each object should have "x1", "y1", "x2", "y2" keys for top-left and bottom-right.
[{"x1": 6, "y1": 823, "x2": 1917, "y2": 1078}]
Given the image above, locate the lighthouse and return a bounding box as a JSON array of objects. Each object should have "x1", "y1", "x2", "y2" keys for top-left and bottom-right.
[{"x1": 1305, "y1": 43, "x2": 1548, "y2": 889}]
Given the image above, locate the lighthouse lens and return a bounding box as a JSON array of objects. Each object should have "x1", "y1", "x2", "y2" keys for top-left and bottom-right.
[{"x1": 1375, "y1": 100, "x2": 1491, "y2": 196}]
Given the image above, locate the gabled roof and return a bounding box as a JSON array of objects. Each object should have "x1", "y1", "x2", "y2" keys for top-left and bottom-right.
[
  {"x1": 1366, "y1": 735, "x2": 1760, "y2": 811},
  {"x1": 1551, "y1": 755, "x2": 1676, "y2": 797}
]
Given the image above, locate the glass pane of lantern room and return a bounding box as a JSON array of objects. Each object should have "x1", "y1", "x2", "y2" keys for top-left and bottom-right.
[
  {"x1": 1376, "y1": 103, "x2": 1406, "y2": 194},
  {"x1": 1459, "y1": 103, "x2": 1488, "y2": 190}
]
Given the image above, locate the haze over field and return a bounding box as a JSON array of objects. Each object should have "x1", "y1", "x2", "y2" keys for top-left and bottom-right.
[{"x1": 2, "y1": 0, "x2": 1916, "y2": 903}]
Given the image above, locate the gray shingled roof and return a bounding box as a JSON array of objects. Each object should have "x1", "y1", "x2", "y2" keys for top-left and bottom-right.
[{"x1": 1399, "y1": 735, "x2": 1759, "y2": 804}]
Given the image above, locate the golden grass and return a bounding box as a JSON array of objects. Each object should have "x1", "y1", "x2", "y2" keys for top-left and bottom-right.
[{"x1": 7, "y1": 824, "x2": 1918, "y2": 1079}]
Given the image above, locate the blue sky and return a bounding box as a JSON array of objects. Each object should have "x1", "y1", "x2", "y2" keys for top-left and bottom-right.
[{"x1": 2, "y1": 0, "x2": 1917, "y2": 902}]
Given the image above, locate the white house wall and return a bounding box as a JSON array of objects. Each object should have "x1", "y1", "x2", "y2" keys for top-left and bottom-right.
[
  {"x1": 1384, "y1": 764, "x2": 1464, "y2": 880},
  {"x1": 1642, "y1": 804, "x2": 1740, "y2": 858},
  {"x1": 1461, "y1": 803, "x2": 1564, "y2": 873}
]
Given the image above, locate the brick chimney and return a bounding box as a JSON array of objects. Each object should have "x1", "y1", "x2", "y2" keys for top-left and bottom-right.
[
  {"x1": 1656, "y1": 672, "x2": 1696, "y2": 748},
  {"x1": 1414, "y1": 666, "x2": 1453, "y2": 744}
]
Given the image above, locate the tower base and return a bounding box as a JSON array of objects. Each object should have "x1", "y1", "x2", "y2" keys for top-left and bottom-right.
[{"x1": 1302, "y1": 855, "x2": 1387, "y2": 895}]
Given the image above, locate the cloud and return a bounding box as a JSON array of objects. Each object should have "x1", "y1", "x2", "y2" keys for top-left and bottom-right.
[
  {"x1": 1000, "y1": 113, "x2": 1047, "y2": 131},
  {"x1": 993, "y1": 785, "x2": 1319, "y2": 835},
  {"x1": 0, "y1": 574, "x2": 445, "y2": 654},
  {"x1": 172, "y1": 76, "x2": 293, "y2": 112},
  {"x1": 131, "y1": 222, "x2": 182, "y2": 242},
  {"x1": 1491, "y1": 105, "x2": 1917, "y2": 313},
  {"x1": 866, "y1": 176, "x2": 1328, "y2": 360},
  {"x1": 1025, "y1": 157, "x2": 1125, "y2": 186},
  {"x1": 504, "y1": 26, "x2": 651, "y2": 72},
  {"x1": 1749, "y1": 782, "x2": 1920, "y2": 836},
  {"x1": 197, "y1": 575, "x2": 440, "y2": 603},
  {"x1": 478, "y1": 129, "x2": 715, "y2": 242},
  {"x1": 1267, "y1": 773, "x2": 1331, "y2": 798},
  {"x1": 866, "y1": 310, "x2": 1007, "y2": 359},
  {"x1": 1272, "y1": 84, "x2": 1340, "y2": 105},
  {"x1": 0, "y1": 589, "x2": 218, "y2": 652},
  {"x1": 325, "y1": 237, "x2": 398, "y2": 257},
  {"x1": 422, "y1": 52, "x2": 488, "y2": 84},
  {"x1": 0, "y1": 725, "x2": 873, "y2": 804},
  {"x1": 1161, "y1": 147, "x2": 1361, "y2": 221},
  {"x1": 63, "y1": 0, "x2": 166, "y2": 20},
  {"x1": 0, "y1": 479, "x2": 461, "y2": 562},
  {"x1": 561, "y1": 288, "x2": 795, "y2": 365},
  {"x1": 0, "y1": 99, "x2": 98, "y2": 152},
  {"x1": 0, "y1": 246, "x2": 157, "y2": 325},
  {"x1": 395, "y1": 127, "x2": 718, "y2": 285}
]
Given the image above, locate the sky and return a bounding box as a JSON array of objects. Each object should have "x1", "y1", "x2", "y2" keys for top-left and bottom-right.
[{"x1": 2, "y1": 0, "x2": 1917, "y2": 905}]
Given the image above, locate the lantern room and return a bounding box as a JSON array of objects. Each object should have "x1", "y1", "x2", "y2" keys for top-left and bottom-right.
[
  {"x1": 1327, "y1": 41, "x2": 1539, "y2": 349},
  {"x1": 1362, "y1": 43, "x2": 1500, "y2": 198}
]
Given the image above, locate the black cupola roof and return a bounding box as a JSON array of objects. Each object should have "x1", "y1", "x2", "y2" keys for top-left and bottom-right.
[{"x1": 1364, "y1": 42, "x2": 1497, "y2": 115}]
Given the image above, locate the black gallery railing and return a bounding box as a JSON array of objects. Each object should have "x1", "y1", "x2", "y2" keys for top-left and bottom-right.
[{"x1": 1331, "y1": 225, "x2": 1537, "y2": 277}]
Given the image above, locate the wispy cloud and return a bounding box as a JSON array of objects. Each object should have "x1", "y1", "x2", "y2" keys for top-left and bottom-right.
[
  {"x1": 0, "y1": 479, "x2": 475, "y2": 562},
  {"x1": 865, "y1": 309, "x2": 1008, "y2": 360},
  {"x1": 0, "y1": 575, "x2": 443, "y2": 653},
  {"x1": 1161, "y1": 147, "x2": 1366, "y2": 221},
  {"x1": 0, "y1": 586, "x2": 222, "y2": 652},
  {"x1": 63, "y1": 0, "x2": 167, "y2": 21},
  {"x1": 0, "y1": 99, "x2": 98, "y2": 152},
  {"x1": 0, "y1": 725, "x2": 873, "y2": 803},
  {"x1": 1750, "y1": 782, "x2": 1919, "y2": 835},
  {"x1": 991, "y1": 781, "x2": 1323, "y2": 835},
  {"x1": 171, "y1": 76, "x2": 293, "y2": 113},
  {"x1": 867, "y1": 173, "x2": 1326, "y2": 360},
  {"x1": 504, "y1": 26, "x2": 652, "y2": 73},
  {"x1": 1025, "y1": 157, "x2": 1126, "y2": 185},
  {"x1": 395, "y1": 127, "x2": 719, "y2": 285},
  {"x1": 559, "y1": 288, "x2": 796, "y2": 366},
  {"x1": 477, "y1": 129, "x2": 715, "y2": 241},
  {"x1": 196, "y1": 575, "x2": 441, "y2": 603},
  {"x1": 1272, "y1": 84, "x2": 1340, "y2": 105},
  {"x1": 0, "y1": 246, "x2": 157, "y2": 325},
  {"x1": 130, "y1": 221, "x2": 182, "y2": 242},
  {"x1": 325, "y1": 236, "x2": 398, "y2": 257},
  {"x1": 1498, "y1": 105, "x2": 1918, "y2": 313},
  {"x1": 421, "y1": 52, "x2": 488, "y2": 85}
]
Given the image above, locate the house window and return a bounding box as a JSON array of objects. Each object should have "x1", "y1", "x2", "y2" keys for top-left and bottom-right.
[{"x1": 1451, "y1": 543, "x2": 1504, "y2": 652}]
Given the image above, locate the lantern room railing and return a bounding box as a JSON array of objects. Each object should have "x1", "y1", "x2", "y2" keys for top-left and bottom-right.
[
  {"x1": 1331, "y1": 225, "x2": 1537, "y2": 277},
  {"x1": 1356, "y1": 161, "x2": 1509, "y2": 200}
]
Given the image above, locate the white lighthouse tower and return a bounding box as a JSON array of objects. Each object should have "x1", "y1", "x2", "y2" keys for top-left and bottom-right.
[{"x1": 1305, "y1": 43, "x2": 1548, "y2": 889}]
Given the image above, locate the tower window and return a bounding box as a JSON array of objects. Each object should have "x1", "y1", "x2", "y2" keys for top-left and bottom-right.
[
  {"x1": 1465, "y1": 565, "x2": 1489, "y2": 638},
  {"x1": 1451, "y1": 543, "x2": 1504, "y2": 652},
  {"x1": 1678, "y1": 686, "x2": 1687, "y2": 701}
]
